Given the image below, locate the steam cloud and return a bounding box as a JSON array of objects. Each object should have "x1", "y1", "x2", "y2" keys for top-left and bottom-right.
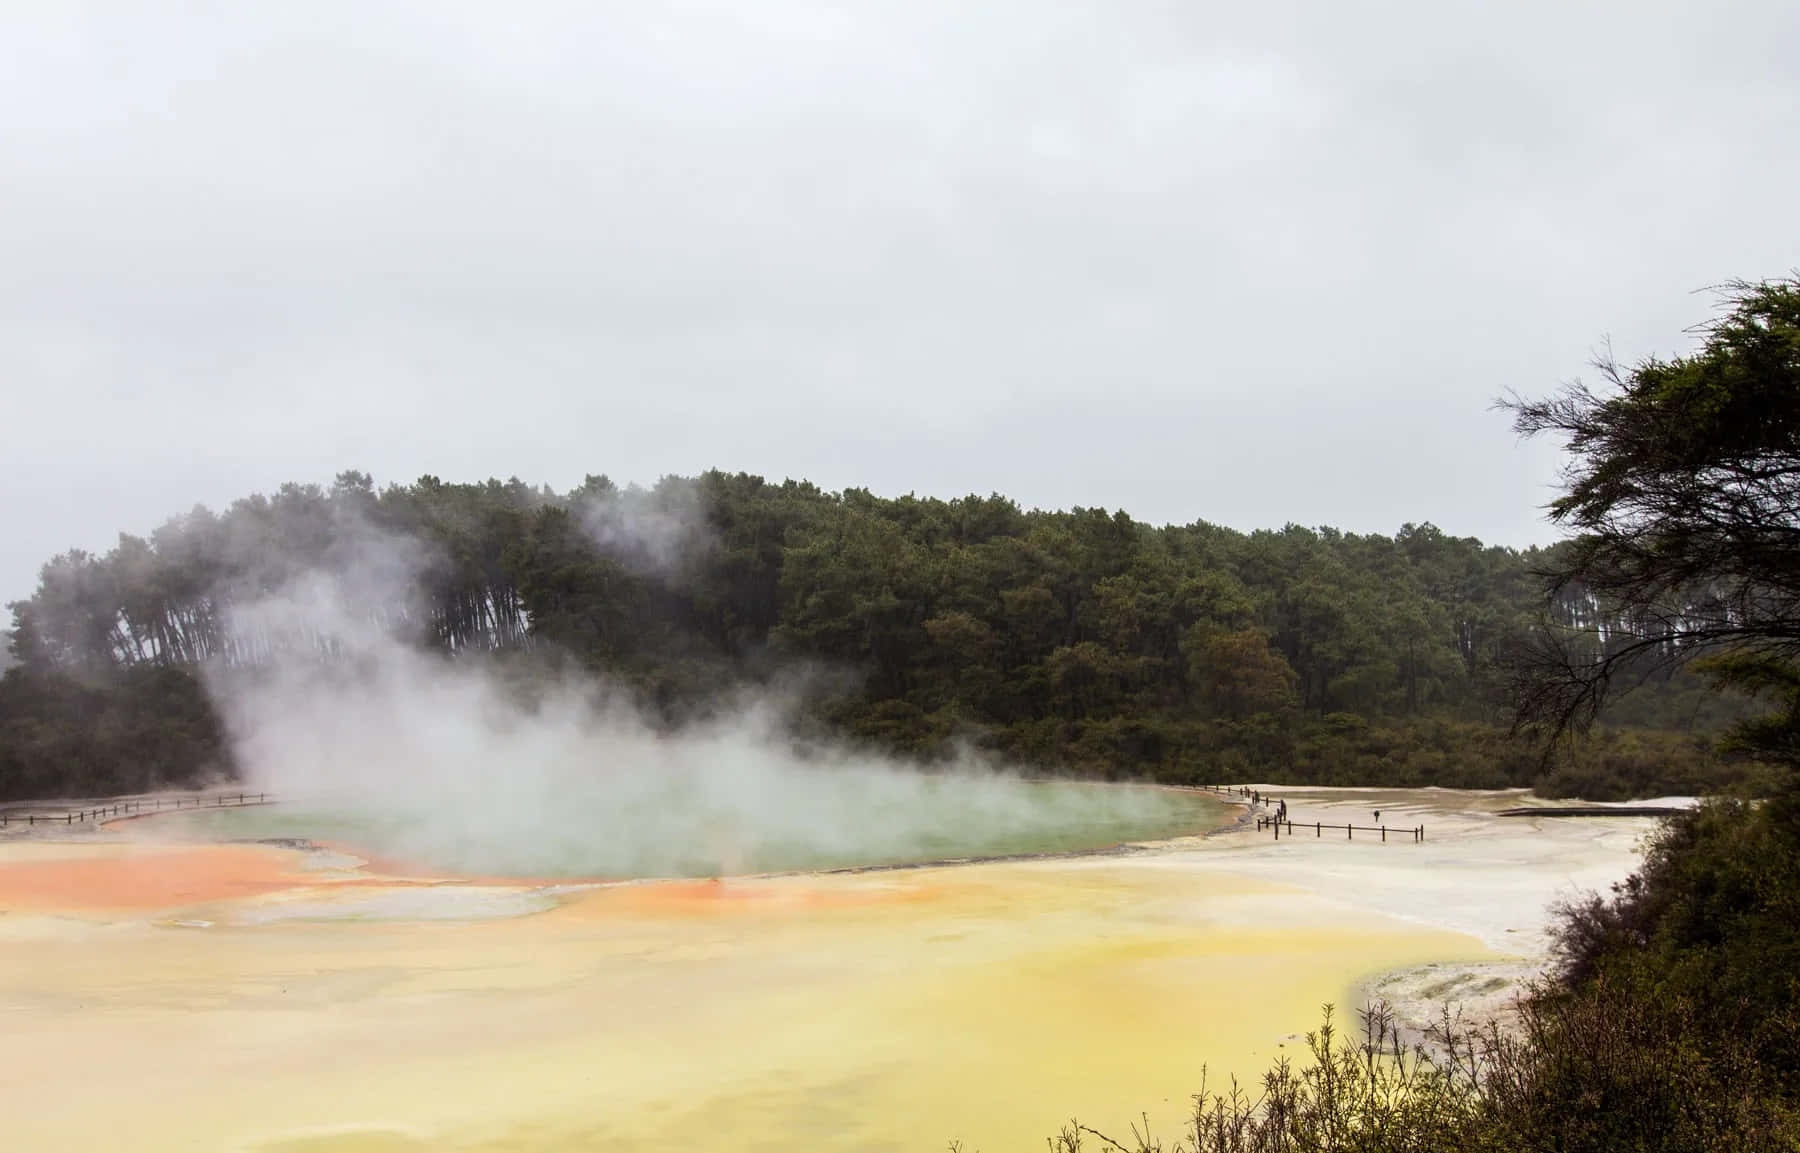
[
  {"x1": 202, "y1": 524, "x2": 1205, "y2": 879},
  {"x1": 576, "y1": 478, "x2": 708, "y2": 578}
]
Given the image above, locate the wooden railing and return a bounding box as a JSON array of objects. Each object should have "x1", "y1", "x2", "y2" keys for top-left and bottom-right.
[
  {"x1": 1256, "y1": 815, "x2": 1424, "y2": 843},
  {"x1": 0, "y1": 792, "x2": 272, "y2": 828},
  {"x1": 1197, "y1": 784, "x2": 1425, "y2": 844}
]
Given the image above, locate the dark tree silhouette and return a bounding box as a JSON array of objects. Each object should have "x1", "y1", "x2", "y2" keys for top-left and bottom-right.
[{"x1": 1507, "y1": 277, "x2": 1800, "y2": 764}]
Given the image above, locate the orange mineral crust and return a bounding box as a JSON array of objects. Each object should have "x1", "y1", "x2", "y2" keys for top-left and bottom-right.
[{"x1": 0, "y1": 842, "x2": 316, "y2": 912}]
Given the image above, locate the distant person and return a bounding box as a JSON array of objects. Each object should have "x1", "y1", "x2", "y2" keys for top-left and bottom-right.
[{"x1": 1373, "y1": 810, "x2": 1381, "y2": 823}]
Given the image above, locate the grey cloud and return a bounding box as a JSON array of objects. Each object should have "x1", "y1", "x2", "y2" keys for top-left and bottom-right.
[{"x1": 3, "y1": 0, "x2": 1798, "y2": 603}]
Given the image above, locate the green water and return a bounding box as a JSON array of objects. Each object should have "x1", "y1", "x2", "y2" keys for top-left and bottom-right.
[{"x1": 156, "y1": 780, "x2": 1229, "y2": 879}]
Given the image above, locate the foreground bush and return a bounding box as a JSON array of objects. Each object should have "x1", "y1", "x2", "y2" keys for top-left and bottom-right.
[
  {"x1": 1034, "y1": 1005, "x2": 1484, "y2": 1153},
  {"x1": 1008, "y1": 994, "x2": 1798, "y2": 1153},
  {"x1": 1480, "y1": 976, "x2": 1799, "y2": 1152}
]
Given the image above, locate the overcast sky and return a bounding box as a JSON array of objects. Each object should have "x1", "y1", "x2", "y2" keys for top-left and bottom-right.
[{"x1": 2, "y1": 1, "x2": 1797, "y2": 605}]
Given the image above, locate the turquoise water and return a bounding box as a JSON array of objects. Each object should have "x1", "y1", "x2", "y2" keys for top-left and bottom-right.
[{"x1": 156, "y1": 779, "x2": 1228, "y2": 879}]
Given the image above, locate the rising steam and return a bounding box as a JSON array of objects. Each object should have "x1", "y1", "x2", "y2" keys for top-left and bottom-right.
[{"x1": 200, "y1": 522, "x2": 1209, "y2": 878}]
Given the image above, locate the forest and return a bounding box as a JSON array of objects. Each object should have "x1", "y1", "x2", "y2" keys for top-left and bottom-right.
[{"x1": 0, "y1": 468, "x2": 1762, "y2": 801}]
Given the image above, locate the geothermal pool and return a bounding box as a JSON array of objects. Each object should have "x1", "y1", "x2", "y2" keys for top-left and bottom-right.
[
  {"x1": 155, "y1": 778, "x2": 1231, "y2": 877},
  {"x1": 0, "y1": 787, "x2": 1660, "y2": 1153}
]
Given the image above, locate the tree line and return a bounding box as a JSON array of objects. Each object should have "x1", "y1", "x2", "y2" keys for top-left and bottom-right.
[{"x1": 1, "y1": 470, "x2": 1759, "y2": 801}]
